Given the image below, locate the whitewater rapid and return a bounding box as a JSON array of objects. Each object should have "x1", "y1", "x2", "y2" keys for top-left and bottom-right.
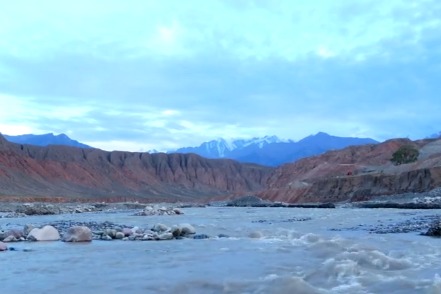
[{"x1": 1, "y1": 207, "x2": 441, "y2": 293}]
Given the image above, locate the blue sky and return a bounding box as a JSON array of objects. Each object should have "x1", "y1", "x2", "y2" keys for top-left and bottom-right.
[{"x1": 0, "y1": 0, "x2": 440, "y2": 151}]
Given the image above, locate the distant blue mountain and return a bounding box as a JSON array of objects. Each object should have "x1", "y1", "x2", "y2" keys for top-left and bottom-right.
[
  {"x1": 173, "y1": 132, "x2": 378, "y2": 166},
  {"x1": 428, "y1": 131, "x2": 441, "y2": 139},
  {"x1": 3, "y1": 133, "x2": 91, "y2": 149}
]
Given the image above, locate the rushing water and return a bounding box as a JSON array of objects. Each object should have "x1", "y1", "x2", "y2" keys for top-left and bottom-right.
[{"x1": 2, "y1": 207, "x2": 441, "y2": 294}]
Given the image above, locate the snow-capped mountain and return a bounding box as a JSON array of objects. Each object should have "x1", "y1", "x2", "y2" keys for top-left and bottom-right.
[
  {"x1": 173, "y1": 132, "x2": 378, "y2": 166},
  {"x1": 174, "y1": 136, "x2": 289, "y2": 158}
]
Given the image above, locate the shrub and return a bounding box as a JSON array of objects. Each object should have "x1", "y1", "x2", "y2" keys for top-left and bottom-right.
[{"x1": 391, "y1": 145, "x2": 419, "y2": 165}]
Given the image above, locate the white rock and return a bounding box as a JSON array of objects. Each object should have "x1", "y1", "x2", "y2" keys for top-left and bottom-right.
[
  {"x1": 179, "y1": 223, "x2": 196, "y2": 235},
  {"x1": 157, "y1": 232, "x2": 174, "y2": 240},
  {"x1": 0, "y1": 241, "x2": 8, "y2": 251},
  {"x1": 27, "y1": 225, "x2": 60, "y2": 241}
]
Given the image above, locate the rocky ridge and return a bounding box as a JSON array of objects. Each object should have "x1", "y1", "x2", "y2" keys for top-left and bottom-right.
[
  {"x1": 2, "y1": 133, "x2": 441, "y2": 204},
  {"x1": 259, "y1": 138, "x2": 441, "y2": 203},
  {"x1": 0, "y1": 134, "x2": 271, "y2": 202}
]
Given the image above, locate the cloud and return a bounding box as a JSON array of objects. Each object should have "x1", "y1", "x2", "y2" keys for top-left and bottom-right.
[{"x1": 0, "y1": 0, "x2": 441, "y2": 150}]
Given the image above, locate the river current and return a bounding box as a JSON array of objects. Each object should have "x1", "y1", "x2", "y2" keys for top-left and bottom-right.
[{"x1": 1, "y1": 207, "x2": 441, "y2": 293}]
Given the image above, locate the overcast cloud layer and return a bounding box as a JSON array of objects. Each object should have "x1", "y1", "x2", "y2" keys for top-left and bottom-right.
[{"x1": 1, "y1": 0, "x2": 440, "y2": 151}]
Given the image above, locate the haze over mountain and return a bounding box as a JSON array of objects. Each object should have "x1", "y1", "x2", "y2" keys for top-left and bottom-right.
[
  {"x1": 3, "y1": 133, "x2": 91, "y2": 149},
  {"x1": 173, "y1": 132, "x2": 378, "y2": 166}
]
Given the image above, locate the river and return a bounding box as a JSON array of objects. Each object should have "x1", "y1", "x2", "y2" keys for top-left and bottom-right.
[{"x1": 1, "y1": 207, "x2": 441, "y2": 293}]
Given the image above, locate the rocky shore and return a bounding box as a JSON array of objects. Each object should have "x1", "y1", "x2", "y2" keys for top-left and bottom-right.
[
  {"x1": 348, "y1": 187, "x2": 441, "y2": 209},
  {"x1": 0, "y1": 202, "x2": 194, "y2": 218},
  {"x1": 221, "y1": 195, "x2": 335, "y2": 208},
  {"x1": 0, "y1": 216, "x2": 231, "y2": 252}
]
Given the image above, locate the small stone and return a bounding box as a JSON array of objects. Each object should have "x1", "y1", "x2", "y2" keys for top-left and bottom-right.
[
  {"x1": 218, "y1": 234, "x2": 230, "y2": 238},
  {"x1": 248, "y1": 231, "x2": 263, "y2": 239},
  {"x1": 193, "y1": 234, "x2": 210, "y2": 239},
  {"x1": 142, "y1": 232, "x2": 158, "y2": 240},
  {"x1": 173, "y1": 208, "x2": 184, "y2": 215},
  {"x1": 101, "y1": 234, "x2": 112, "y2": 241}
]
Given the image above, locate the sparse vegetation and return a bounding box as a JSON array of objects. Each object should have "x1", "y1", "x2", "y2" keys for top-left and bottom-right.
[{"x1": 391, "y1": 145, "x2": 419, "y2": 165}]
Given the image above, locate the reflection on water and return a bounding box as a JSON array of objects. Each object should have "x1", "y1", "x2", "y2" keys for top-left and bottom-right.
[{"x1": 1, "y1": 207, "x2": 441, "y2": 293}]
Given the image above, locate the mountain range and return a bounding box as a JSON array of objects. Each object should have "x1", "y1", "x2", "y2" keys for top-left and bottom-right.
[
  {"x1": 3, "y1": 132, "x2": 378, "y2": 166},
  {"x1": 1, "y1": 133, "x2": 441, "y2": 203},
  {"x1": 4, "y1": 133, "x2": 91, "y2": 149},
  {"x1": 174, "y1": 132, "x2": 378, "y2": 166},
  {"x1": 0, "y1": 134, "x2": 270, "y2": 202}
]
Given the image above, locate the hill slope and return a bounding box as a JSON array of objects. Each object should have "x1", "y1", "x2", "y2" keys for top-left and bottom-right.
[
  {"x1": 0, "y1": 135, "x2": 272, "y2": 202},
  {"x1": 259, "y1": 138, "x2": 441, "y2": 203}
]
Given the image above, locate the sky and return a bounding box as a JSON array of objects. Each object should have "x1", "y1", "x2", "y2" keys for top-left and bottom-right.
[{"x1": 0, "y1": 0, "x2": 440, "y2": 152}]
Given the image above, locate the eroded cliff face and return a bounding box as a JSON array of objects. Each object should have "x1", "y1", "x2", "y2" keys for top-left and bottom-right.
[
  {"x1": 259, "y1": 138, "x2": 441, "y2": 203},
  {"x1": 2, "y1": 133, "x2": 441, "y2": 204},
  {"x1": 0, "y1": 135, "x2": 272, "y2": 202}
]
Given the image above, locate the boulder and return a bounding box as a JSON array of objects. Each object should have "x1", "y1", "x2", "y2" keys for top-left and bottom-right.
[
  {"x1": 152, "y1": 223, "x2": 169, "y2": 233},
  {"x1": 0, "y1": 230, "x2": 6, "y2": 241},
  {"x1": 0, "y1": 242, "x2": 7, "y2": 251},
  {"x1": 3, "y1": 235, "x2": 17, "y2": 242},
  {"x1": 424, "y1": 221, "x2": 441, "y2": 237},
  {"x1": 179, "y1": 223, "x2": 196, "y2": 236},
  {"x1": 62, "y1": 226, "x2": 92, "y2": 242},
  {"x1": 23, "y1": 224, "x2": 34, "y2": 236},
  {"x1": 157, "y1": 232, "x2": 174, "y2": 240},
  {"x1": 122, "y1": 228, "x2": 133, "y2": 237},
  {"x1": 142, "y1": 231, "x2": 158, "y2": 241},
  {"x1": 171, "y1": 226, "x2": 182, "y2": 238},
  {"x1": 27, "y1": 225, "x2": 60, "y2": 241},
  {"x1": 115, "y1": 232, "x2": 124, "y2": 239},
  {"x1": 104, "y1": 229, "x2": 117, "y2": 239}
]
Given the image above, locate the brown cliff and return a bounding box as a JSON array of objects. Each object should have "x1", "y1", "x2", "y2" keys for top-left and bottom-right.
[
  {"x1": 0, "y1": 135, "x2": 272, "y2": 202},
  {"x1": 259, "y1": 138, "x2": 441, "y2": 203}
]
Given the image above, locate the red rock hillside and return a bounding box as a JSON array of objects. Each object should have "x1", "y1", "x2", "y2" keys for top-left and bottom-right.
[
  {"x1": 259, "y1": 138, "x2": 441, "y2": 203},
  {"x1": 0, "y1": 135, "x2": 272, "y2": 202}
]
